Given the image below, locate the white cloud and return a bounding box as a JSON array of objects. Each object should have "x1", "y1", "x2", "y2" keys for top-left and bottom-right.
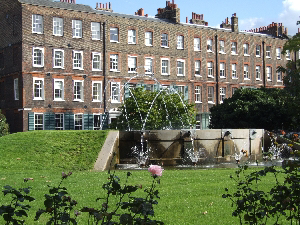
[
  {"x1": 239, "y1": 17, "x2": 265, "y2": 31},
  {"x1": 279, "y1": 0, "x2": 300, "y2": 35}
]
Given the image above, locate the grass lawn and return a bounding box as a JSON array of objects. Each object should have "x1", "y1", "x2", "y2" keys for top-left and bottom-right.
[
  {"x1": 0, "y1": 130, "x2": 108, "y2": 171},
  {"x1": 0, "y1": 168, "x2": 288, "y2": 225},
  {"x1": 0, "y1": 131, "x2": 293, "y2": 224}
]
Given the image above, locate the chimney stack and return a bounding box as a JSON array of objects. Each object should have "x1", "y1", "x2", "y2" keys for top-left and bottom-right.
[{"x1": 231, "y1": 13, "x2": 238, "y2": 32}]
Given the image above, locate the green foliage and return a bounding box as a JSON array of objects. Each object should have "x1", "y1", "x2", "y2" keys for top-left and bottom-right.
[
  {"x1": 0, "y1": 130, "x2": 108, "y2": 171},
  {"x1": 279, "y1": 33, "x2": 300, "y2": 98},
  {"x1": 223, "y1": 160, "x2": 300, "y2": 224},
  {"x1": 111, "y1": 88, "x2": 196, "y2": 130},
  {"x1": 0, "y1": 181, "x2": 35, "y2": 225},
  {"x1": 0, "y1": 157, "x2": 164, "y2": 225},
  {"x1": 0, "y1": 110, "x2": 9, "y2": 137},
  {"x1": 1, "y1": 168, "x2": 284, "y2": 225},
  {"x1": 81, "y1": 154, "x2": 164, "y2": 224},
  {"x1": 209, "y1": 88, "x2": 294, "y2": 130},
  {"x1": 35, "y1": 172, "x2": 78, "y2": 225}
]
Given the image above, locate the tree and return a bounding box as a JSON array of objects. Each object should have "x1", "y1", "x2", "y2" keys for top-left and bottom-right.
[
  {"x1": 279, "y1": 32, "x2": 300, "y2": 97},
  {"x1": 209, "y1": 88, "x2": 294, "y2": 130},
  {"x1": 0, "y1": 110, "x2": 9, "y2": 136},
  {"x1": 110, "y1": 88, "x2": 196, "y2": 130}
]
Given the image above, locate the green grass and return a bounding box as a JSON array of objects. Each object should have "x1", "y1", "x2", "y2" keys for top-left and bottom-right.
[
  {"x1": 0, "y1": 168, "x2": 289, "y2": 225},
  {"x1": 0, "y1": 130, "x2": 108, "y2": 171},
  {"x1": 0, "y1": 131, "x2": 294, "y2": 224}
]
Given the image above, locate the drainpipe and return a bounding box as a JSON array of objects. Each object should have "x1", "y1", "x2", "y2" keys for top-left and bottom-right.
[
  {"x1": 215, "y1": 34, "x2": 219, "y2": 105},
  {"x1": 262, "y1": 41, "x2": 266, "y2": 87},
  {"x1": 103, "y1": 22, "x2": 106, "y2": 112}
]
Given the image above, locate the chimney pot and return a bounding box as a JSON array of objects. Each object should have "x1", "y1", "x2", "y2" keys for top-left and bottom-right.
[
  {"x1": 298, "y1": 28, "x2": 300, "y2": 33},
  {"x1": 186, "y1": 17, "x2": 188, "y2": 23},
  {"x1": 172, "y1": 0, "x2": 174, "y2": 5},
  {"x1": 109, "y1": 2, "x2": 111, "y2": 9},
  {"x1": 205, "y1": 22, "x2": 208, "y2": 26},
  {"x1": 145, "y1": 14, "x2": 148, "y2": 17}
]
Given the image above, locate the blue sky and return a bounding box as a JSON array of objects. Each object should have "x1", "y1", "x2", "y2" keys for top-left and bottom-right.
[{"x1": 76, "y1": 0, "x2": 300, "y2": 35}]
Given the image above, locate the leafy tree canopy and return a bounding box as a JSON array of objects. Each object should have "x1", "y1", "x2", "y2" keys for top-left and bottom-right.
[
  {"x1": 209, "y1": 88, "x2": 295, "y2": 130},
  {"x1": 110, "y1": 88, "x2": 196, "y2": 130},
  {"x1": 278, "y1": 33, "x2": 300, "y2": 97}
]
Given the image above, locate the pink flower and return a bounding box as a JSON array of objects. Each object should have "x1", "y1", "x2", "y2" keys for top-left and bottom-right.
[{"x1": 148, "y1": 165, "x2": 163, "y2": 177}]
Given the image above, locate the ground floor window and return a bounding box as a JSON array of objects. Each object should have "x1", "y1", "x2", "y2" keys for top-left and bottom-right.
[
  {"x1": 55, "y1": 113, "x2": 64, "y2": 130},
  {"x1": 94, "y1": 114, "x2": 101, "y2": 130},
  {"x1": 196, "y1": 114, "x2": 201, "y2": 130},
  {"x1": 74, "y1": 114, "x2": 83, "y2": 130},
  {"x1": 34, "y1": 113, "x2": 43, "y2": 130}
]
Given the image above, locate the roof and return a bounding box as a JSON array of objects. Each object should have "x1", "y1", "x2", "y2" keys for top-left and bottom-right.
[
  {"x1": 18, "y1": 0, "x2": 169, "y2": 23},
  {"x1": 18, "y1": 0, "x2": 284, "y2": 38}
]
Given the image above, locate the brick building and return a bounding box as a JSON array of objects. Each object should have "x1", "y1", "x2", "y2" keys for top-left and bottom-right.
[{"x1": 0, "y1": 0, "x2": 292, "y2": 132}]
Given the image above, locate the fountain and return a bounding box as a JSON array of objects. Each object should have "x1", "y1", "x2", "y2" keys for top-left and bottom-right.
[{"x1": 102, "y1": 75, "x2": 267, "y2": 169}]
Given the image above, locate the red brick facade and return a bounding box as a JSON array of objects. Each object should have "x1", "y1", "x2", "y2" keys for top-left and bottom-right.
[{"x1": 0, "y1": 0, "x2": 290, "y2": 132}]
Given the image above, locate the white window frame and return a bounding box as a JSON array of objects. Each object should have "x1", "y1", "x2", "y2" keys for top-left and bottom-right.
[
  {"x1": 195, "y1": 60, "x2": 201, "y2": 76},
  {"x1": 177, "y1": 59, "x2": 185, "y2": 76},
  {"x1": 219, "y1": 40, "x2": 225, "y2": 53},
  {"x1": 53, "y1": 49, "x2": 64, "y2": 69},
  {"x1": 92, "y1": 81, "x2": 102, "y2": 102},
  {"x1": 161, "y1": 33, "x2": 168, "y2": 48},
  {"x1": 207, "y1": 39, "x2": 213, "y2": 52},
  {"x1": 72, "y1": 20, "x2": 82, "y2": 38},
  {"x1": 267, "y1": 66, "x2": 272, "y2": 81},
  {"x1": 32, "y1": 14, "x2": 43, "y2": 34},
  {"x1": 91, "y1": 22, "x2": 100, "y2": 40},
  {"x1": 231, "y1": 42, "x2": 237, "y2": 55},
  {"x1": 207, "y1": 61, "x2": 213, "y2": 78},
  {"x1": 110, "y1": 54, "x2": 119, "y2": 71},
  {"x1": 195, "y1": 85, "x2": 202, "y2": 103},
  {"x1": 145, "y1": 31, "x2": 153, "y2": 46},
  {"x1": 177, "y1": 35, "x2": 184, "y2": 49},
  {"x1": 277, "y1": 71, "x2": 282, "y2": 82},
  {"x1": 286, "y1": 50, "x2": 291, "y2": 60},
  {"x1": 33, "y1": 77, "x2": 44, "y2": 100},
  {"x1": 110, "y1": 27, "x2": 119, "y2": 42},
  {"x1": 208, "y1": 86, "x2": 214, "y2": 103},
  {"x1": 145, "y1": 57, "x2": 153, "y2": 74},
  {"x1": 244, "y1": 64, "x2": 249, "y2": 79},
  {"x1": 128, "y1": 29, "x2": 136, "y2": 44},
  {"x1": 111, "y1": 82, "x2": 120, "y2": 103},
  {"x1": 73, "y1": 80, "x2": 84, "y2": 101},
  {"x1": 34, "y1": 113, "x2": 44, "y2": 130},
  {"x1": 74, "y1": 114, "x2": 83, "y2": 130},
  {"x1": 256, "y1": 66, "x2": 261, "y2": 80},
  {"x1": 232, "y1": 64, "x2": 237, "y2": 79},
  {"x1": 194, "y1": 38, "x2": 200, "y2": 51},
  {"x1": 14, "y1": 78, "x2": 19, "y2": 100},
  {"x1": 232, "y1": 87, "x2": 238, "y2": 96},
  {"x1": 32, "y1": 47, "x2": 44, "y2": 67},
  {"x1": 93, "y1": 114, "x2": 101, "y2": 130},
  {"x1": 220, "y1": 62, "x2": 226, "y2": 78},
  {"x1": 53, "y1": 17, "x2": 63, "y2": 36},
  {"x1": 92, "y1": 52, "x2": 102, "y2": 71},
  {"x1": 276, "y1": 47, "x2": 281, "y2": 59},
  {"x1": 128, "y1": 56, "x2": 137, "y2": 73},
  {"x1": 53, "y1": 79, "x2": 64, "y2": 101},
  {"x1": 243, "y1": 43, "x2": 249, "y2": 56},
  {"x1": 73, "y1": 50, "x2": 83, "y2": 70},
  {"x1": 176, "y1": 86, "x2": 185, "y2": 96},
  {"x1": 55, "y1": 113, "x2": 64, "y2": 130},
  {"x1": 256, "y1": 45, "x2": 261, "y2": 57},
  {"x1": 220, "y1": 87, "x2": 226, "y2": 103},
  {"x1": 266, "y1": 46, "x2": 271, "y2": 58},
  {"x1": 161, "y1": 58, "x2": 170, "y2": 75}
]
